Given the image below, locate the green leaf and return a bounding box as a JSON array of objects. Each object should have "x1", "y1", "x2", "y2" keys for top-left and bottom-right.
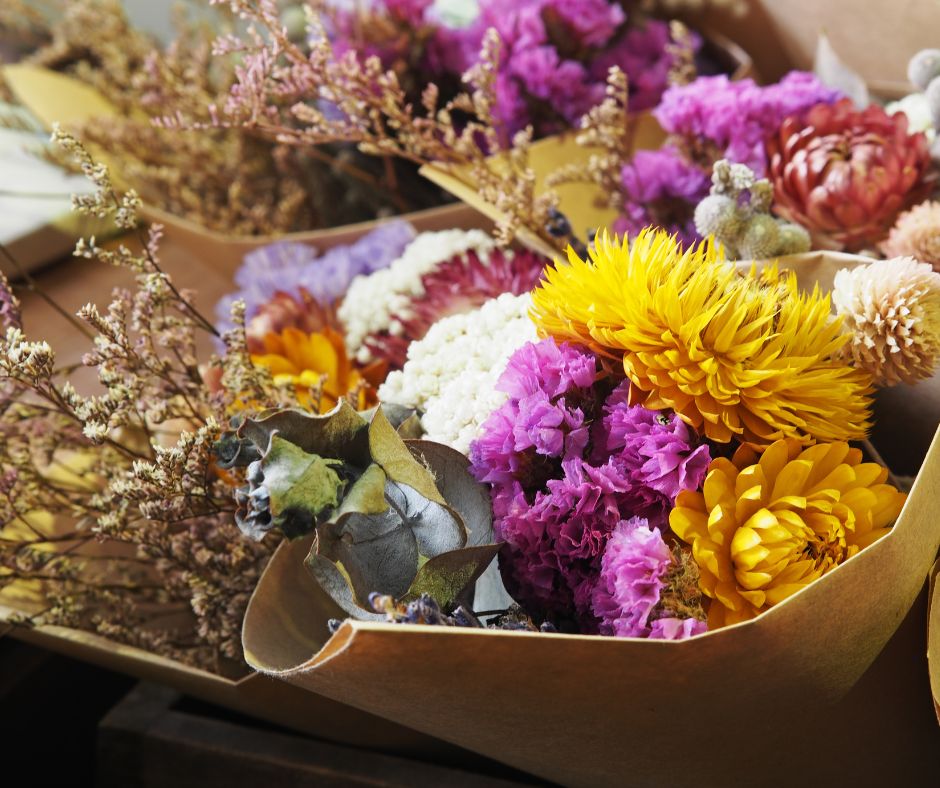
[
  {"x1": 405, "y1": 440, "x2": 493, "y2": 546},
  {"x1": 240, "y1": 400, "x2": 370, "y2": 468},
  {"x1": 315, "y1": 507, "x2": 419, "y2": 604},
  {"x1": 368, "y1": 407, "x2": 445, "y2": 504},
  {"x1": 330, "y1": 463, "x2": 389, "y2": 520},
  {"x1": 402, "y1": 545, "x2": 503, "y2": 610},
  {"x1": 263, "y1": 436, "x2": 345, "y2": 538},
  {"x1": 304, "y1": 551, "x2": 384, "y2": 621}
]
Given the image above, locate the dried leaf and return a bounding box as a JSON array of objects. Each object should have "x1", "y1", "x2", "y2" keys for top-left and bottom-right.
[
  {"x1": 240, "y1": 400, "x2": 370, "y2": 467},
  {"x1": 407, "y1": 440, "x2": 515, "y2": 610},
  {"x1": 814, "y1": 33, "x2": 870, "y2": 108},
  {"x1": 368, "y1": 407, "x2": 445, "y2": 504},
  {"x1": 403, "y1": 545, "x2": 503, "y2": 610},
  {"x1": 262, "y1": 436, "x2": 345, "y2": 538},
  {"x1": 304, "y1": 551, "x2": 384, "y2": 621}
]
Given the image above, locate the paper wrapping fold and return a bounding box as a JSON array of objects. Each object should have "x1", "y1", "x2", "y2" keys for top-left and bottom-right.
[
  {"x1": 697, "y1": 0, "x2": 940, "y2": 96},
  {"x1": 241, "y1": 251, "x2": 940, "y2": 787},
  {"x1": 929, "y1": 558, "x2": 940, "y2": 722},
  {"x1": 0, "y1": 202, "x2": 499, "y2": 763},
  {"x1": 1, "y1": 64, "x2": 493, "y2": 273}
]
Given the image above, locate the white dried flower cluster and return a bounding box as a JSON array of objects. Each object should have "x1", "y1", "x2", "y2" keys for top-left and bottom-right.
[
  {"x1": 338, "y1": 229, "x2": 496, "y2": 363},
  {"x1": 833, "y1": 257, "x2": 940, "y2": 386},
  {"x1": 378, "y1": 292, "x2": 538, "y2": 453},
  {"x1": 886, "y1": 93, "x2": 937, "y2": 141}
]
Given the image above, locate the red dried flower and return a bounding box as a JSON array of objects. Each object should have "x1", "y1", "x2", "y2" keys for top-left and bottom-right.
[
  {"x1": 766, "y1": 99, "x2": 935, "y2": 252},
  {"x1": 365, "y1": 247, "x2": 548, "y2": 369}
]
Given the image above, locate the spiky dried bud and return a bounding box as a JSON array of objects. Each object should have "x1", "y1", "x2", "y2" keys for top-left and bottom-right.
[
  {"x1": 833, "y1": 257, "x2": 940, "y2": 386},
  {"x1": 736, "y1": 214, "x2": 781, "y2": 260},
  {"x1": 693, "y1": 194, "x2": 742, "y2": 240},
  {"x1": 926, "y1": 76, "x2": 940, "y2": 129},
  {"x1": 775, "y1": 222, "x2": 812, "y2": 255},
  {"x1": 909, "y1": 48, "x2": 940, "y2": 91}
]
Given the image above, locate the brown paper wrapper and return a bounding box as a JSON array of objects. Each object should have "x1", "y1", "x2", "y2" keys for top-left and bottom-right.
[
  {"x1": 0, "y1": 202, "x2": 499, "y2": 763},
  {"x1": 929, "y1": 558, "x2": 940, "y2": 722},
  {"x1": 696, "y1": 0, "x2": 940, "y2": 97},
  {"x1": 139, "y1": 202, "x2": 491, "y2": 276},
  {"x1": 241, "y1": 251, "x2": 940, "y2": 786}
]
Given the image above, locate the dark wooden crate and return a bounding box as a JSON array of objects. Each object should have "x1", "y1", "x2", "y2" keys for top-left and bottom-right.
[
  {"x1": 0, "y1": 638, "x2": 135, "y2": 786},
  {"x1": 96, "y1": 682, "x2": 547, "y2": 788}
]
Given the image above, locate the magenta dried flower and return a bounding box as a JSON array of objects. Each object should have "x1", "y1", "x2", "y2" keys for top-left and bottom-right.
[
  {"x1": 616, "y1": 146, "x2": 710, "y2": 245},
  {"x1": 459, "y1": 1, "x2": 688, "y2": 141},
  {"x1": 469, "y1": 340, "x2": 709, "y2": 630},
  {"x1": 654, "y1": 71, "x2": 842, "y2": 174},
  {"x1": 590, "y1": 517, "x2": 672, "y2": 637},
  {"x1": 365, "y1": 247, "x2": 548, "y2": 369}
]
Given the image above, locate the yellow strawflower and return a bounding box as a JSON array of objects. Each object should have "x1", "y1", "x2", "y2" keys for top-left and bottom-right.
[
  {"x1": 251, "y1": 326, "x2": 384, "y2": 413},
  {"x1": 670, "y1": 439, "x2": 906, "y2": 628},
  {"x1": 530, "y1": 228, "x2": 873, "y2": 446}
]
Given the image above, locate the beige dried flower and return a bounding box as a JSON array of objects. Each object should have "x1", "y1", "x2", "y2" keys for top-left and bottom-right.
[
  {"x1": 833, "y1": 257, "x2": 940, "y2": 386},
  {"x1": 881, "y1": 201, "x2": 940, "y2": 273}
]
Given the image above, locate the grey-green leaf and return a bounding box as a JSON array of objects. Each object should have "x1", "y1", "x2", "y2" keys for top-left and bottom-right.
[
  {"x1": 304, "y1": 551, "x2": 384, "y2": 621},
  {"x1": 263, "y1": 436, "x2": 345, "y2": 538},
  {"x1": 240, "y1": 400, "x2": 370, "y2": 467},
  {"x1": 402, "y1": 544, "x2": 503, "y2": 609}
]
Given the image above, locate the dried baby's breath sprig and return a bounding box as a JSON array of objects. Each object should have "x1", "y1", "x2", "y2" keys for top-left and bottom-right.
[
  {"x1": 0, "y1": 141, "x2": 291, "y2": 673},
  {"x1": 665, "y1": 21, "x2": 698, "y2": 87},
  {"x1": 205, "y1": 1, "x2": 561, "y2": 251},
  {"x1": 547, "y1": 67, "x2": 635, "y2": 218}
]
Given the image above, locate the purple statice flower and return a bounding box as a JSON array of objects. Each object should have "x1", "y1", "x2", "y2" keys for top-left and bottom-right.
[
  {"x1": 596, "y1": 380, "x2": 711, "y2": 504},
  {"x1": 590, "y1": 517, "x2": 672, "y2": 637},
  {"x1": 458, "y1": 1, "x2": 684, "y2": 142},
  {"x1": 469, "y1": 339, "x2": 709, "y2": 630},
  {"x1": 654, "y1": 71, "x2": 843, "y2": 174},
  {"x1": 215, "y1": 220, "x2": 415, "y2": 334},
  {"x1": 590, "y1": 19, "x2": 684, "y2": 113},
  {"x1": 649, "y1": 616, "x2": 707, "y2": 639},
  {"x1": 615, "y1": 146, "x2": 710, "y2": 245}
]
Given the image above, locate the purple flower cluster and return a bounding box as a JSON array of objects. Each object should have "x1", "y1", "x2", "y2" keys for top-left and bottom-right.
[
  {"x1": 616, "y1": 146, "x2": 711, "y2": 246},
  {"x1": 591, "y1": 518, "x2": 707, "y2": 638},
  {"x1": 469, "y1": 340, "x2": 710, "y2": 634},
  {"x1": 459, "y1": 1, "x2": 689, "y2": 141},
  {"x1": 215, "y1": 219, "x2": 415, "y2": 334},
  {"x1": 654, "y1": 71, "x2": 843, "y2": 174}
]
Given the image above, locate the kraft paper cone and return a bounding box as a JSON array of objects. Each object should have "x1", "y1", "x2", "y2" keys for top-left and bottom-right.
[
  {"x1": 697, "y1": 0, "x2": 940, "y2": 96},
  {"x1": 929, "y1": 558, "x2": 940, "y2": 722},
  {"x1": 241, "y1": 252, "x2": 940, "y2": 787},
  {"x1": 140, "y1": 202, "x2": 491, "y2": 276},
  {"x1": 1, "y1": 65, "x2": 493, "y2": 273}
]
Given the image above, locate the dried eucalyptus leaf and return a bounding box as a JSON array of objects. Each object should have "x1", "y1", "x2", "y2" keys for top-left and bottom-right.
[
  {"x1": 305, "y1": 551, "x2": 384, "y2": 621},
  {"x1": 263, "y1": 436, "x2": 345, "y2": 538},
  {"x1": 360, "y1": 401, "x2": 419, "y2": 432},
  {"x1": 406, "y1": 440, "x2": 493, "y2": 546},
  {"x1": 385, "y1": 481, "x2": 466, "y2": 556},
  {"x1": 317, "y1": 506, "x2": 419, "y2": 602},
  {"x1": 403, "y1": 544, "x2": 503, "y2": 609},
  {"x1": 405, "y1": 440, "x2": 516, "y2": 611},
  {"x1": 814, "y1": 32, "x2": 870, "y2": 108},
  {"x1": 368, "y1": 407, "x2": 445, "y2": 504},
  {"x1": 329, "y1": 463, "x2": 389, "y2": 520},
  {"x1": 240, "y1": 400, "x2": 370, "y2": 467}
]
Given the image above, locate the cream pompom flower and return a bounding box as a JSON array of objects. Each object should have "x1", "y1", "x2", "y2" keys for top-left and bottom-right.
[
  {"x1": 832, "y1": 257, "x2": 940, "y2": 386},
  {"x1": 881, "y1": 201, "x2": 940, "y2": 272}
]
